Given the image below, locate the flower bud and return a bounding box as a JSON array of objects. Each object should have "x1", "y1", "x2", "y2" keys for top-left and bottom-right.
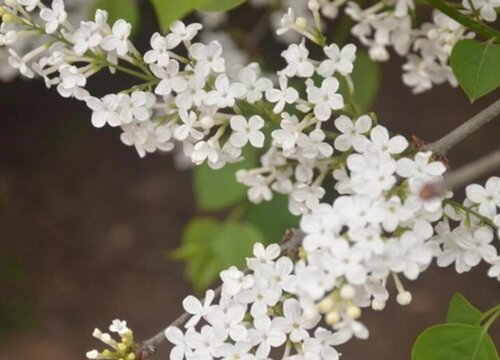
[
  {"x1": 371, "y1": 299, "x2": 386, "y2": 311},
  {"x1": 308, "y1": 0, "x2": 320, "y2": 11},
  {"x1": 117, "y1": 343, "x2": 127, "y2": 353},
  {"x1": 86, "y1": 350, "x2": 99, "y2": 359},
  {"x1": 200, "y1": 115, "x2": 214, "y2": 129},
  {"x1": 294, "y1": 17, "x2": 308, "y2": 29},
  {"x1": 340, "y1": 284, "x2": 355, "y2": 300},
  {"x1": 346, "y1": 304, "x2": 361, "y2": 319},
  {"x1": 325, "y1": 310, "x2": 340, "y2": 325},
  {"x1": 397, "y1": 291, "x2": 412, "y2": 305},
  {"x1": 317, "y1": 296, "x2": 335, "y2": 313}
]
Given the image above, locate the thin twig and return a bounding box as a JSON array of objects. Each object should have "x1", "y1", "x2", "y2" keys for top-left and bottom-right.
[
  {"x1": 135, "y1": 229, "x2": 305, "y2": 359},
  {"x1": 420, "y1": 148, "x2": 500, "y2": 199},
  {"x1": 424, "y1": 99, "x2": 500, "y2": 155}
]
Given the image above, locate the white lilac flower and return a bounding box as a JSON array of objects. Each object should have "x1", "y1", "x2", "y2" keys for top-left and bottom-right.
[
  {"x1": 109, "y1": 319, "x2": 129, "y2": 336},
  {"x1": 274, "y1": 298, "x2": 320, "y2": 342},
  {"x1": 396, "y1": 151, "x2": 446, "y2": 180},
  {"x1": 333, "y1": 114, "x2": 372, "y2": 151},
  {"x1": 164, "y1": 327, "x2": 194, "y2": 360},
  {"x1": 183, "y1": 289, "x2": 215, "y2": 328},
  {"x1": 57, "y1": 64, "x2": 89, "y2": 100},
  {"x1": 118, "y1": 91, "x2": 154, "y2": 123},
  {"x1": 265, "y1": 76, "x2": 299, "y2": 113},
  {"x1": 206, "y1": 303, "x2": 248, "y2": 341},
  {"x1": 151, "y1": 61, "x2": 187, "y2": 96},
  {"x1": 280, "y1": 41, "x2": 315, "y2": 78},
  {"x1": 318, "y1": 43, "x2": 357, "y2": 77},
  {"x1": 353, "y1": 125, "x2": 409, "y2": 155},
  {"x1": 86, "y1": 95, "x2": 121, "y2": 128},
  {"x1": 465, "y1": 177, "x2": 500, "y2": 217},
  {"x1": 238, "y1": 64, "x2": 273, "y2": 103},
  {"x1": 174, "y1": 110, "x2": 203, "y2": 141},
  {"x1": 276, "y1": 7, "x2": 296, "y2": 35},
  {"x1": 463, "y1": 0, "x2": 500, "y2": 22},
  {"x1": 144, "y1": 33, "x2": 176, "y2": 66},
  {"x1": 248, "y1": 315, "x2": 286, "y2": 358},
  {"x1": 101, "y1": 19, "x2": 131, "y2": 56},
  {"x1": 299, "y1": 129, "x2": 334, "y2": 159},
  {"x1": 8, "y1": 49, "x2": 34, "y2": 79},
  {"x1": 205, "y1": 74, "x2": 246, "y2": 108},
  {"x1": 189, "y1": 41, "x2": 225, "y2": 76},
  {"x1": 272, "y1": 113, "x2": 301, "y2": 153},
  {"x1": 167, "y1": 21, "x2": 203, "y2": 47},
  {"x1": 229, "y1": 115, "x2": 265, "y2": 148},
  {"x1": 307, "y1": 77, "x2": 344, "y2": 121},
  {"x1": 40, "y1": 0, "x2": 67, "y2": 34},
  {"x1": 71, "y1": 21, "x2": 103, "y2": 55},
  {"x1": 18, "y1": 0, "x2": 40, "y2": 12}
]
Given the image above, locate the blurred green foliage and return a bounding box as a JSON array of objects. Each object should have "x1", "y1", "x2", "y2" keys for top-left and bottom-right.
[
  {"x1": 92, "y1": 0, "x2": 140, "y2": 29},
  {"x1": 170, "y1": 217, "x2": 263, "y2": 292},
  {"x1": 149, "y1": 0, "x2": 247, "y2": 32}
]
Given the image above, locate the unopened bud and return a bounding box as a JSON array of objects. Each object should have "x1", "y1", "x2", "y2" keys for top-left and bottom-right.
[
  {"x1": 340, "y1": 285, "x2": 356, "y2": 300},
  {"x1": 86, "y1": 350, "x2": 99, "y2": 359},
  {"x1": 346, "y1": 304, "x2": 361, "y2": 319},
  {"x1": 308, "y1": 0, "x2": 320, "y2": 11},
  {"x1": 295, "y1": 17, "x2": 308, "y2": 29},
  {"x1": 325, "y1": 310, "x2": 340, "y2": 325},
  {"x1": 317, "y1": 296, "x2": 335, "y2": 313},
  {"x1": 200, "y1": 115, "x2": 214, "y2": 130},
  {"x1": 371, "y1": 299, "x2": 386, "y2": 311},
  {"x1": 397, "y1": 291, "x2": 412, "y2": 305}
]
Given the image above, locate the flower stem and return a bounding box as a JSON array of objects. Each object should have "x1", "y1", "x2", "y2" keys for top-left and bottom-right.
[{"x1": 444, "y1": 199, "x2": 498, "y2": 230}]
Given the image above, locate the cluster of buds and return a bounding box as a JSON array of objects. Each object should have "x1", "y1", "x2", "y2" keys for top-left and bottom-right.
[{"x1": 86, "y1": 320, "x2": 136, "y2": 360}]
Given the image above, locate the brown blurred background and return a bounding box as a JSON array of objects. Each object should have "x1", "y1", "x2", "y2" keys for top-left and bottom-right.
[{"x1": 0, "y1": 6, "x2": 499, "y2": 359}]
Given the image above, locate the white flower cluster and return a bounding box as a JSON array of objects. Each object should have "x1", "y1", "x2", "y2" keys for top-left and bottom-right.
[
  {"x1": 163, "y1": 243, "x2": 359, "y2": 360},
  {"x1": 3, "y1": 1, "x2": 499, "y2": 359},
  {"x1": 0, "y1": 0, "x2": 93, "y2": 81},
  {"x1": 234, "y1": 0, "x2": 499, "y2": 93},
  {"x1": 156, "y1": 150, "x2": 499, "y2": 359},
  {"x1": 436, "y1": 177, "x2": 500, "y2": 278}
]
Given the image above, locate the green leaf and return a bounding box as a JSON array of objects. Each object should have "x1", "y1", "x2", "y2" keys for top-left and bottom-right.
[
  {"x1": 412, "y1": 324, "x2": 499, "y2": 360},
  {"x1": 212, "y1": 221, "x2": 263, "y2": 268},
  {"x1": 339, "y1": 51, "x2": 380, "y2": 113},
  {"x1": 199, "y1": 0, "x2": 246, "y2": 11},
  {"x1": 447, "y1": 293, "x2": 483, "y2": 325},
  {"x1": 171, "y1": 218, "x2": 262, "y2": 291},
  {"x1": 193, "y1": 148, "x2": 257, "y2": 211},
  {"x1": 150, "y1": 0, "x2": 245, "y2": 31},
  {"x1": 451, "y1": 39, "x2": 500, "y2": 101},
  {"x1": 247, "y1": 194, "x2": 298, "y2": 244},
  {"x1": 92, "y1": 0, "x2": 140, "y2": 29},
  {"x1": 149, "y1": 0, "x2": 202, "y2": 32},
  {"x1": 169, "y1": 217, "x2": 221, "y2": 292}
]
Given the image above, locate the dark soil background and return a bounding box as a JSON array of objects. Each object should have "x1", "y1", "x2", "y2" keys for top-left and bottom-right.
[{"x1": 0, "y1": 7, "x2": 499, "y2": 359}]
